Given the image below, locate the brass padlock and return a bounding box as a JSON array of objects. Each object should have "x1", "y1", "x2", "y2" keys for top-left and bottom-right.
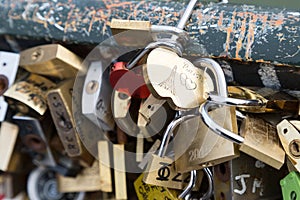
[
  {"x1": 144, "y1": 47, "x2": 205, "y2": 110},
  {"x1": 143, "y1": 120, "x2": 194, "y2": 190},
  {"x1": 228, "y1": 86, "x2": 299, "y2": 115},
  {"x1": 239, "y1": 115, "x2": 285, "y2": 169},
  {"x1": 175, "y1": 106, "x2": 239, "y2": 172},
  {"x1": 112, "y1": 90, "x2": 139, "y2": 137},
  {"x1": 138, "y1": 94, "x2": 175, "y2": 142},
  {"x1": 47, "y1": 79, "x2": 94, "y2": 166},
  {"x1": 19, "y1": 44, "x2": 83, "y2": 79},
  {"x1": 4, "y1": 73, "x2": 56, "y2": 115}
]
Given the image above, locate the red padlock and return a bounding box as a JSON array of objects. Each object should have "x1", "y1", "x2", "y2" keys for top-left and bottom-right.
[{"x1": 109, "y1": 61, "x2": 150, "y2": 99}]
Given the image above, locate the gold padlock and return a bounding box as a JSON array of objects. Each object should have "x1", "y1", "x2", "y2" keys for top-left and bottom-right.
[
  {"x1": 4, "y1": 73, "x2": 56, "y2": 115},
  {"x1": 175, "y1": 106, "x2": 239, "y2": 172},
  {"x1": 144, "y1": 47, "x2": 206, "y2": 110},
  {"x1": 143, "y1": 119, "x2": 196, "y2": 190},
  {"x1": 228, "y1": 86, "x2": 299, "y2": 114},
  {"x1": 19, "y1": 44, "x2": 83, "y2": 79},
  {"x1": 239, "y1": 115, "x2": 285, "y2": 169}
]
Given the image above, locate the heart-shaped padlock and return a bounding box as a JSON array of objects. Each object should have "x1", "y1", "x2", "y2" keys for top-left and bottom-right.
[{"x1": 144, "y1": 47, "x2": 206, "y2": 110}]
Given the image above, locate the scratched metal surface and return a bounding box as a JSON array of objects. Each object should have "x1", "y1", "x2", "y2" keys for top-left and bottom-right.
[{"x1": 0, "y1": 0, "x2": 300, "y2": 65}]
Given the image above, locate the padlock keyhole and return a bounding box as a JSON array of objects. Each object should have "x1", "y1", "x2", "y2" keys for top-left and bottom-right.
[
  {"x1": 292, "y1": 142, "x2": 300, "y2": 153},
  {"x1": 289, "y1": 140, "x2": 300, "y2": 158},
  {"x1": 290, "y1": 191, "x2": 297, "y2": 200}
]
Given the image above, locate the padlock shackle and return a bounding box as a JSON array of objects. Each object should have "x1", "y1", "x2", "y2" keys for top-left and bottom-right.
[
  {"x1": 208, "y1": 95, "x2": 266, "y2": 107},
  {"x1": 177, "y1": 0, "x2": 198, "y2": 29},
  {"x1": 126, "y1": 41, "x2": 182, "y2": 70},
  {"x1": 200, "y1": 101, "x2": 245, "y2": 144},
  {"x1": 178, "y1": 170, "x2": 197, "y2": 199},
  {"x1": 201, "y1": 168, "x2": 213, "y2": 200},
  {"x1": 193, "y1": 58, "x2": 228, "y2": 97},
  {"x1": 178, "y1": 168, "x2": 213, "y2": 200},
  {"x1": 158, "y1": 114, "x2": 197, "y2": 157}
]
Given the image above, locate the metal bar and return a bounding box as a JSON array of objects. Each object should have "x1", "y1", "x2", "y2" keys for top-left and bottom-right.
[{"x1": 0, "y1": 0, "x2": 300, "y2": 65}]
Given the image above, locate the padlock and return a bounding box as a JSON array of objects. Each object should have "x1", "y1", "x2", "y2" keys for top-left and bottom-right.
[
  {"x1": 19, "y1": 44, "x2": 83, "y2": 79},
  {"x1": 110, "y1": 19, "x2": 153, "y2": 47},
  {"x1": 138, "y1": 94, "x2": 176, "y2": 140},
  {"x1": 12, "y1": 113, "x2": 82, "y2": 177},
  {"x1": 57, "y1": 160, "x2": 102, "y2": 193},
  {"x1": 82, "y1": 61, "x2": 115, "y2": 131},
  {"x1": 174, "y1": 57, "x2": 239, "y2": 172},
  {"x1": 110, "y1": 0, "x2": 198, "y2": 102},
  {"x1": 138, "y1": 139, "x2": 161, "y2": 170},
  {"x1": 0, "y1": 51, "x2": 19, "y2": 121},
  {"x1": 213, "y1": 152, "x2": 288, "y2": 200},
  {"x1": 175, "y1": 106, "x2": 239, "y2": 172},
  {"x1": 228, "y1": 86, "x2": 299, "y2": 115},
  {"x1": 47, "y1": 79, "x2": 94, "y2": 166},
  {"x1": 4, "y1": 73, "x2": 56, "y2": 115},
  {"x1": 27, "y1": 167, "x2": 85, "y2": 200},
  {"x1": 239, "y1": 115, "x2": 285, "y2": 169},
  {"x1": 134, "y1": 173, "x2": 180, "y2": 200},
  {"x1": 112, "y1": 90, "x2": 139, "y2": 137},
  {"x1": 280, "y1": 171, "x2": 300, "y2": 200},
  {"x1": 143, "y1": 117, "x2": 196, "y2": 190},
  {"x1": 277, "y1": 119, "x2": 300, "y2": 172},
  {"x1": 144, "y1": 47, "x2": 205, "y2": 110},
  {"x1": 72, "y1": 71, "x2": 107, "y2": 159}
]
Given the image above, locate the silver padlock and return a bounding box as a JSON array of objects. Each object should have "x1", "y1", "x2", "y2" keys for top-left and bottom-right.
[{"x1": 82, "y1": 61, "x2": 115, "y2": 132}]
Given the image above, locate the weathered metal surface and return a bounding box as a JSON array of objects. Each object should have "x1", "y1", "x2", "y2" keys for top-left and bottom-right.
[{"x1": 0, "y1": 0, "x2": 300, "y2": 65}]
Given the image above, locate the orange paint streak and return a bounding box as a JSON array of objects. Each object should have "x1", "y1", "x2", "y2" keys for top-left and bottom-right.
[
  {"x1": 218, "y1": 11, "x2": 223, "y2": 27},
  {"x1": 235, "y1": 12, "x2": 247, "y2": 59},
  {"x1": 225, "y1": 11, "x2": 236, "y2": 53},
  {"x1": 106, "y1": 2, "x2": 132, "y2": 9},
  {"x1": 88, "y1": 10, "x2": 96, "y2": 33}
]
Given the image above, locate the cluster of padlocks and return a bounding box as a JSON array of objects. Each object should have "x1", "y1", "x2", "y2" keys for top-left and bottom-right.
[{"x1": 1, "y1": 0, "x2": 300, "y2": 200}]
